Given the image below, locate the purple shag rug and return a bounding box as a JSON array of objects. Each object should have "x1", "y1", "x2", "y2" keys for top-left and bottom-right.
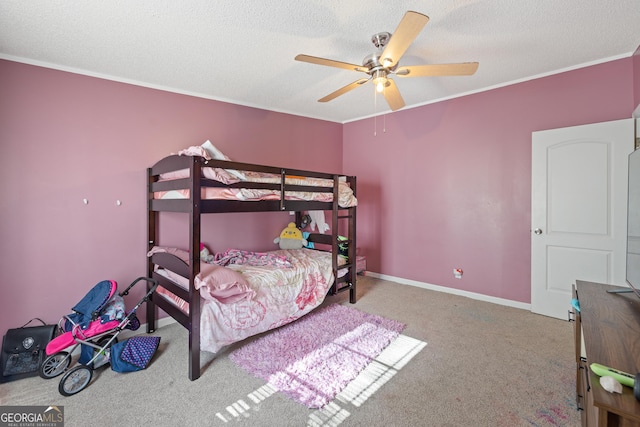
[{"x1": 229, "y1": 303, "x2": 405, "y2": 408}]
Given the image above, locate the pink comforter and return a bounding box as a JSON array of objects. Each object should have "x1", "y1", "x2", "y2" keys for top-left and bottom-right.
[{"x1": 155, "y1": 249, "x2": 335, "y2": 353}]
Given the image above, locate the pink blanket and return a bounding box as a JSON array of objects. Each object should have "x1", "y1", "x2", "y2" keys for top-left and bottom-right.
[
  {"x1": 213, "y1": 248, "x2": 292, "y2": 268},
  {"x1": 153, "y1": 249, "x2": 335, "y2": 353}
]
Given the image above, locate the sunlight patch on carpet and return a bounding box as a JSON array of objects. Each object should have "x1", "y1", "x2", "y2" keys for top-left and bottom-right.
[
  {"x1": 247, "y1": 383, "x2": 278, "y2": 404},
  {"x1": 229, "y1": 304, "x2": 406, "y2": 408},
  {"x1": 335, "y1": 334, "x2": 427, "y2": 407},
  {"x1": 215, "y1": 333, "x2": 427, "y2": 425},
  {"x1": 308, "y1": 402, "x2": 351, "y2": 427},
  {"x1": 214, "y1": 384, "x2": 276, "y2": 423}
]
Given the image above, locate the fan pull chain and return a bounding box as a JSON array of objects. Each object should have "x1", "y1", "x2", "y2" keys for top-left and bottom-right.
[
  {"x1": 373, "y1": 87, "x2": 378, "y2": 136},
  {"x1": 372, "y1": 90, "x2": 387, "y2": 136}
]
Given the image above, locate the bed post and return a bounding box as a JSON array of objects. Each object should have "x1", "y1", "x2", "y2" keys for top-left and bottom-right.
[
  {"x1": 188, "y1": 157, "x2": 202, "y2": 380},
  {"x1": 147, "y1": 167, "x2": 157, "y2": 333},
  {"x1": 331, "y1": 177, "x2": 340, "y2": 295},
  {"x1": 348, "y1": 176, "x2": 357, "y2": 304}
]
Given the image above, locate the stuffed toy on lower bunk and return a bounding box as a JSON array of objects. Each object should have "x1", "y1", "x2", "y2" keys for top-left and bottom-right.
[
  {"x1": 274, "y1": 222, "x2": 308, "y2": 250},
  {"x1": 200, "y1": 243, "x2": 214, "y2": 263}
]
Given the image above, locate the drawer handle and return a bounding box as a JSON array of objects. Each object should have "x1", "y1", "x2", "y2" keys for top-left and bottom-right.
[
  {"x1": 577, "y1": 366, "x2": 586, "y2": 410},
  {"x1": 583, "y1": 364, "x2": 591, "y2": 392}
]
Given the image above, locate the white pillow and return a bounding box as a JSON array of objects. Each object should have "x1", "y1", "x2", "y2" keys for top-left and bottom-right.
[
  {"x1": 202, "y1": 140, "x2": 227, "y2": 160},
  {"x1": 201, "y1": 140, "x2": 247, "y2": 180}
]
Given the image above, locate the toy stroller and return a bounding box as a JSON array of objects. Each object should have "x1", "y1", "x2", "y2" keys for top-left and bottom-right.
[{"x1": 40, "y1": 277, "x2": 160, "y2": 396}]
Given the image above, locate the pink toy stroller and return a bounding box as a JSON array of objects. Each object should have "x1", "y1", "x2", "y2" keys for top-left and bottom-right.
[{"x1": 40, "y1": 277, "x2": 159, "y2": 396}]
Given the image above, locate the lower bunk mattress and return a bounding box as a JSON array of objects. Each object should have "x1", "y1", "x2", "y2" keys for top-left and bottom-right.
[{"x1": 149, "y1": 248, "x2": 342, "y2": 354}]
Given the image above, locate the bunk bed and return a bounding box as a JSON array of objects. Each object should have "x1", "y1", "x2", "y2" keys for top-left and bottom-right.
[{"x1": 146, "y1": 151, "x2": 357, "y2": 380}]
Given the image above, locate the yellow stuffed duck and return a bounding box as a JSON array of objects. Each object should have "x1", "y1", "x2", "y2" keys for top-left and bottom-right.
[{"x1": 274, "y1": 222, "x2": 308, "y2": 250}]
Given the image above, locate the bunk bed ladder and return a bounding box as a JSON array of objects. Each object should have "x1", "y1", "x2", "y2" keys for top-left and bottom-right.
[
  {"x1": 331, "y1": 175, "x2": 357, "y2": 304},
  {"x1": 293, "y1": 175, "x2": 357, "y2": 303}
]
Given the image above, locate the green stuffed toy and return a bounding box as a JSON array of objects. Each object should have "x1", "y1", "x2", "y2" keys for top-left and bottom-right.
[{"x1": 274, "y1": 222, "x2": 308, "y2": 250}]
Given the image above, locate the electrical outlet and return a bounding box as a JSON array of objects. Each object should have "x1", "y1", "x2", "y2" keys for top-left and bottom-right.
[{"x1": 453, "y1": 268, "x2": 463, "y2": 279}]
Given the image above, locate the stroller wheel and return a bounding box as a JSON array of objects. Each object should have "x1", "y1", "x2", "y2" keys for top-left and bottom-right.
[
  {"x1": 40, "y1": 352, "x2": 71, "y2": 379},
  {"x1": 59, "y1": 365, "x2": 93, "y2": 396}
]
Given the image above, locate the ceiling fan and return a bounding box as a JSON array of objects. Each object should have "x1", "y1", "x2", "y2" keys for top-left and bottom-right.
[{"x1": 295, "y1": 11, "x2": 479, "y2": 111}]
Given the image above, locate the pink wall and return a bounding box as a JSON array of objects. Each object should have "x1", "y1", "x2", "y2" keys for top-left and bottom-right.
[
  {"x1": 0, "y1": 60, "x2": 342, "y2": 336},
  {"x1": 344, "y1": 58, "x2": 635, "y2": 303},
  {"x1": 0, "y1": 56, "x2": 635, "y2": 339}
]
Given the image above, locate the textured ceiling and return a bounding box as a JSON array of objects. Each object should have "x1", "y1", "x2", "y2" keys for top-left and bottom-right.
[{"x1": 1, "y1": 1, "x2": 639, "y2": 123}]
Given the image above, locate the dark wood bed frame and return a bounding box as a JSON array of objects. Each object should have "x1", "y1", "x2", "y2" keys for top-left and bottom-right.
[{"x1": 146, "y1": 154, "x2": 357, "y2": 380}]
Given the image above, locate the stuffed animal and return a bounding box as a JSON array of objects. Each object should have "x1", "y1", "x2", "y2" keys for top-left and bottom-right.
[
  {"x1": 274, "y1": 222, "x2": 308, "y2": 250},
  {"x1": 200, "y1": 243, "x2": 214, "y2": 263}
]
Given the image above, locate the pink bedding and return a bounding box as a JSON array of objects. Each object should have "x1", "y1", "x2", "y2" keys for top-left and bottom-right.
[
  {"x1": 151, "y1": 248, "x2": 336, "y2": 354},
  {"x1": 155, "y1": 185, "x2": 357, "y2": 207},
  {"x1": 153, "y1": 146, "x2": 358, "y2": 208}
]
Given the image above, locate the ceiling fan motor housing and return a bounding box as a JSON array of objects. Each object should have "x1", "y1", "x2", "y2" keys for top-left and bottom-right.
[{"x1": 362, "y1": 53, "x2": 397, "y2": 74}]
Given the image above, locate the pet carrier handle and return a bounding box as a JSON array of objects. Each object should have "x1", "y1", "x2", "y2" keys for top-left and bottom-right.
[
  {"x1": 20, "y1": 318, "x2": 47, "y2": 328},
  {"x1": 119, "y1": 277, "x2": 159, "y2": 297}
]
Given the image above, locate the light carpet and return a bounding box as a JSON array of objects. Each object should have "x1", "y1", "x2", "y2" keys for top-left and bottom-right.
[{"x1": 229, "y1": 303, "x2": 405, "y2": 408}]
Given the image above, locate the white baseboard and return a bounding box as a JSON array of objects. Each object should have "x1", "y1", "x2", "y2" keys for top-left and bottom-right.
[{"x1": 364, "y1": 272, "x2": 531, "y2": 311}]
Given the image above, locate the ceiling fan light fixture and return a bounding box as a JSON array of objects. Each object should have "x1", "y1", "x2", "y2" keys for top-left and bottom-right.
[
  {"x1": 372, "y1": 70, "x2": 388, "y2": 93},
  {"x1": 381, "y1": 57, "x2": 394, "y2": 67}
]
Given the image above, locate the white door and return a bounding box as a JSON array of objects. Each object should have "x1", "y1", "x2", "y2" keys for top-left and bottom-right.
[{"x1": 531, "y1": 118, "x2": 634, "y2": 319}]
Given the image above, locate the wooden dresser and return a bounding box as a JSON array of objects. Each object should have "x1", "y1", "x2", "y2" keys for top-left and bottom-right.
[{"x1": 573, "y1": 280, "x2": 640, "y2": 426}]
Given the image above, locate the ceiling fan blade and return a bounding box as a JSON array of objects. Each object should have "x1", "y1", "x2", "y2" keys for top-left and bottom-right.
[
  {"x1": 295, "y1": 54, "x2": 368, "y2": 73},
  {"x1": 382, "y1": 79, "x2": 405, "y2": 111},
  {"x1": 396, "y1": 62, "x2": 479, "y2": 77},
  {"x1": 318, "y1": 78, "x2": 370, "y2": 103},
  {"x1": 380, "y1": 11, "x2": 429, "y2": 68}
]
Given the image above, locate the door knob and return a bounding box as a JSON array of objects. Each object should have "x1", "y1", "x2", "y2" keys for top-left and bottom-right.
[{"x1": 534, "y1": 228, "x2": 543, "y2": 235}]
